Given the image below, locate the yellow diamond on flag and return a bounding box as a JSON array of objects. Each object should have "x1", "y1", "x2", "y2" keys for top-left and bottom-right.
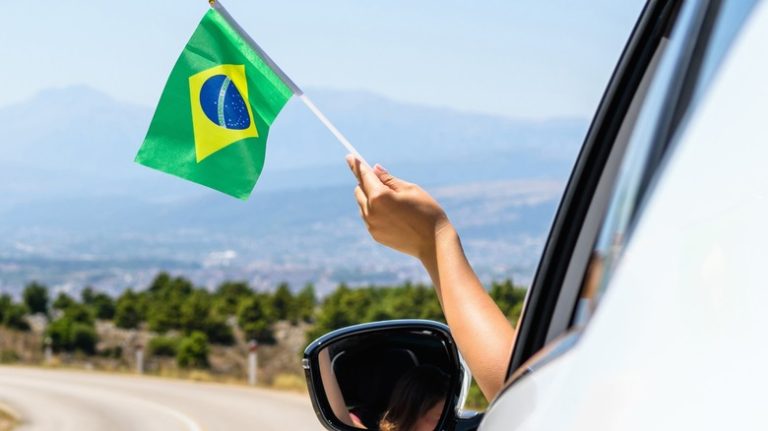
[{"x1": 189, "y1": 64, "x2": 259, "y2": 163}]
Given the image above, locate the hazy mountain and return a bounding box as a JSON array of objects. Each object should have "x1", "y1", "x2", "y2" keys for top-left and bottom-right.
[
  {"x1": 0, "y1": 86, "x2": 586, "y2": 295},
  {"x1": 0, "y1": 86, "x2": 584, "y2": 197}
]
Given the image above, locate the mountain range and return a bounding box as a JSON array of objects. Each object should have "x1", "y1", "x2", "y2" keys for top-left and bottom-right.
[{"x1": 0, "y1": 86, "x2": 587, "y2": 295}]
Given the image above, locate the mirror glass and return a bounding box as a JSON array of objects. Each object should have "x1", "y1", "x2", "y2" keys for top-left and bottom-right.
[{"x1": 316, "y1": 328, "x2": 456, "y2": 431}]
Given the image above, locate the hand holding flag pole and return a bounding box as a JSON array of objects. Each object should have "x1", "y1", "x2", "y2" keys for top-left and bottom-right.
[{"x1": 210, "y1": 0, "x2": 368, "y2": 165}]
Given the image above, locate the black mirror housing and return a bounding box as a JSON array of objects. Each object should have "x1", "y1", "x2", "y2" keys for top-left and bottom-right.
[{"x1": 303, "y1": 320, "x2": 470, "y2": 431}]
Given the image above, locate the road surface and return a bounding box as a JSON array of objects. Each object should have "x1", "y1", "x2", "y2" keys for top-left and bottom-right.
[{"x1": 0, "y1": 366, "x2": 322, "y2": 430}]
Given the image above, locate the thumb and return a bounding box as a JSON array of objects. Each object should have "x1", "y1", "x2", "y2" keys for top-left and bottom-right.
[{"x1": 374, "y1": 164, "x2": 407, "y2": 191}]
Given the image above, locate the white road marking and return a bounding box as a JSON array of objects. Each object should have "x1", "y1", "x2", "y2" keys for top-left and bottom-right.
[{"x1": 148, "y1": 402, "x2": 204, "y2": 431}]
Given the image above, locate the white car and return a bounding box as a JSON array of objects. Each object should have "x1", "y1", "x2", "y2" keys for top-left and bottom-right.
[{"x1": 303, "y1": 0, "x2": 768, "y2": 429}]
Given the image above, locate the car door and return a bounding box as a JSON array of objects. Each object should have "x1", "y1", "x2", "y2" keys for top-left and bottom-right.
[{"x1": 490, "y1": 0, "x2": 761, "y2": 426}]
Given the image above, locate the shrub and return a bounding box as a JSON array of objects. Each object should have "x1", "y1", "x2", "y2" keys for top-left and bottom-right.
[
  {"x1": 176, "y1": 331, "x2": 209, "y2": 369},
  {"x1": 46, "y1": 304, "x2": 97, "y2": 353},
  {"x1": 149, "y1": 336, "x2": 180, "y2": 357},
  {"x1": 98, "y1": 345, "x2": 123, "y2": 359},
  {"x1": 2, "y1": 303, "x2": 30, "y2": 331},
  {"x1": 0, "y1": 349, "x2": 20, "y2": 364},
  {"x1": 70, "y1": 323, "x2": 97, "y2": 354}
]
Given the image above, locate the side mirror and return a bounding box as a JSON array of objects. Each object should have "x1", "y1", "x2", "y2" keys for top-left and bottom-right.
[{"x1": 303, "y1": 320, "x2": 481, "y2": 431}]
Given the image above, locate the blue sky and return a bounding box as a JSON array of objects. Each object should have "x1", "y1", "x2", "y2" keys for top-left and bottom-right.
[{"x1": 1, "y1": 1, "x2": 643, "y2": 119}]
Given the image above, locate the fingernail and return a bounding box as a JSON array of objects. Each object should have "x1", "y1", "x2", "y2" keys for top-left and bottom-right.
[{"x1": 374, "y1": 164, "x2": 388, "y2": 174}]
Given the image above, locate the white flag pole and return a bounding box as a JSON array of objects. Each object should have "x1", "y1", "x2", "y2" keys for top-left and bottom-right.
[{"x1": 209, "y1": 0, "x2": 368, "y2": 164}]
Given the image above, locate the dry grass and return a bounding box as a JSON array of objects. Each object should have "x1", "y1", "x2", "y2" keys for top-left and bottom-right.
[
  {"x1": 271, "y1": 373, "x2": 307, "y2": 393},
  {"x1": 0, "y1": 403, "x2": 19, "y2": 431}
]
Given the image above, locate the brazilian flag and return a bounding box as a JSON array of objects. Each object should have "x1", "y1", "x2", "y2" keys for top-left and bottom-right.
[{"x1": 135, "y1": 7, "x2": 294, "y2": 199}]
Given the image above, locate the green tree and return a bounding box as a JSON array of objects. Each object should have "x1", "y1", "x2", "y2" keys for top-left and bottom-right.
[
  {"x1": 295, "y1": 283, "x2": 317, "y2": 323},
  {"x1": 213, "y1": 281, "x2": 252, "y2": 316},
  {"x1": 52, "y1": 292, "x2": 76, "y2": 311},
  {"x1": 62, "y1": 303, "x2": 94, "y2": 325},
  {"x1": 145, "y1": 274, "x2": 193, "y2": 332},
  {"x1": 178, "y1": 288, "x2": 234, "y2": 345},
  {"x1": 237, "y1": 294, "x2": 275, "y2": 343},
  {"x1": 378, "y1": 283, "x2": 443, "y2": 322},
  {"x1": 114, "y1": 289, "x2": 143, "y2": 329},
  {"x1": 271, "y1": 282, "x2": 295, "y2": 322},
  {"x1": 147, "y1": 301, "x2": 183, "y2": 333},
  {"x1": 81, "y1": 286, "x2": 97, "y2": 304},
  {"x1": 2, "y1": 303, "x2": 30, "y2": 331},
  {"x1": 176, "y1": 331, "x2": 209, "y2": 369},
  {"x1": 180, "y1": 290, "x2": 211, "y2": 333},
  {"x1": 22, "y1": 282, "x2": 49, "y2": 315},
  {"x1": 147, "y1": 272, "x2": 172, "y2": 294},
  {"x1": 308, "y1": 282, "x2": 445, "y2": 341},
  {"x1": 81, "y1": 287, "x2": 116, "y2": 320},
  {"x1": 203, "y1": 316, "x2": 235, "y2": 345},
  {"x1": 148, "y1": 273, "x2": 193, "y2": 297},
  {"x1": 308, "y1": 284, "x2": 369, "y2": 340}
]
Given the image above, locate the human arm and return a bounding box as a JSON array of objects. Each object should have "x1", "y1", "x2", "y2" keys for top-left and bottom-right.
[
  {"x1": 318, "y1": 348, "x2": 366, "y2": 428},
  {"x1": 346, "y1": 156, "x2": 516, "y2": 400}
]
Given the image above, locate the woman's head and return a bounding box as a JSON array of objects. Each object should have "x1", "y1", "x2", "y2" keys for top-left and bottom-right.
[{"x1": 379, "y1": 365, "x2": 450, "y2": 431}]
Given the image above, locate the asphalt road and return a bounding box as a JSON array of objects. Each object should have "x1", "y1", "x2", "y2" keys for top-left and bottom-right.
[{"x1": 0, "y1": 366, "x2": 322, "y2": 431}]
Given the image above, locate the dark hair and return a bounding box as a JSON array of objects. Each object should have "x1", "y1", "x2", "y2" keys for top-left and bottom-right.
[{"x1": 379, "y1": 365, "x2": 450, "y2": 431}]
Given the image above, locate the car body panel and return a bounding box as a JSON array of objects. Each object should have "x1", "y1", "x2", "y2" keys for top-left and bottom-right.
[{"x1": 482, "y1": 2, "x2": 768, "y2": 429}]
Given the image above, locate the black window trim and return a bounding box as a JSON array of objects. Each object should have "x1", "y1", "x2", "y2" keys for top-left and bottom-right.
[{"x1": 505, "y1": 0, "x2": 691, "y2": 380}]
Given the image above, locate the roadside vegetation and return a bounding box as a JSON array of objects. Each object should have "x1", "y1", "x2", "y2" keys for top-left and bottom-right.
[
  {"x1": 0, "y1": 273, "x2": 526, "y2": 408},
  {"x1": 0, "y1": 405, "x2": 17, "y2": 431}
]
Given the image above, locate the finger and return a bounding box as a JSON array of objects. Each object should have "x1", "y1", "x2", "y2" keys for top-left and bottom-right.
[
  {"x1": 354, "y1": 185, "x2": 369, "y2": 217},
  {"x1": 345, "y1": 154, "x2": 363, "y2": 186},
  {"x1": 345, "y1": 154, "x2": 359, "y2": 181},
  {"x1": 346, "y1": 154, "x2": 382, "y2": 196},
  {"x1": 373, "y1": 164, "x2": 408, "y2": 191}
]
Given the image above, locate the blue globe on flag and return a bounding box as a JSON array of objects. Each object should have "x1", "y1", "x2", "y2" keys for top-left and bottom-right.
[{"x1": 199, "y1": 74, "x2": 251, "y2": 130}]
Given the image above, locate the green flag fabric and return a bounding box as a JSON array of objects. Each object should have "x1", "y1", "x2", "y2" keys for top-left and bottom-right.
[{"x1": 135, "y1": 9, "x2": 294, "y2": 199}]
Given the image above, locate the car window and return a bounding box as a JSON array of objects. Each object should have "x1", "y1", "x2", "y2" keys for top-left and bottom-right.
[
  {"x1": 572, "y1": 0, "x2": 760, "y2": 328},
  {"x1": 505, "y1": 0, "x2": 687, "y2": 378}
]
